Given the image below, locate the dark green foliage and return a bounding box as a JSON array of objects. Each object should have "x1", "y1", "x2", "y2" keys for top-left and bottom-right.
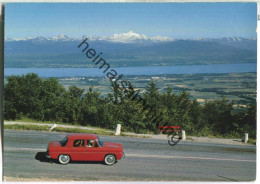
[
  {"x1": 4, "y1": 73, "x2": 256, "y2": 137},
  {"x1": 4, "y1": 74, "x2": 65, "y2": 120}
]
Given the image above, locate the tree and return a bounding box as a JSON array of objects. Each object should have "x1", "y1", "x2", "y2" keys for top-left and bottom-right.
[
  {"x1": 233, "y1": 104, "x2": 256, "y2": 138},
  {"x1": 60, "y1": 86, "x2": 84, "y2": 124},
  {"x1": 188, "y1": 100, "x2": 203, "y2": 135},
  {"x1": 173, "y1": 90, "x2": 193, "y2": 132},
  {"x1": 4, "y1": 73, "x2": 256, "y2": 137},
  {"x1": 5, "y1": 73, "x2": 44, "y2": 120},
  {"x1": 203, "y1": 97, "x2": 234, "y2": 134},
  {"x1": 40, "y1": 78, "x2": 66, "y2": 121},
  {"x1": 108, "y1": 79, "x2": 123, "y2": 105}
]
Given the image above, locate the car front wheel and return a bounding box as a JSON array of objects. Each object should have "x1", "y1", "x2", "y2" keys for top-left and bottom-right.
[
  {"x1": 104, "y1": 154, "x2": 116, "y2": 165},
  {"x1": 58, "y1": 154, "x2": 70, "y2": 165}
]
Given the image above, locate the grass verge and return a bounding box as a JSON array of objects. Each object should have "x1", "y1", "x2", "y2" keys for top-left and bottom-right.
[
  {"x1": 4, "y1": 124, "x2": 49, "y2": 131},
  {"x1": 247, "y1": 139, "x2": 256, "y2": 145},
  {"x1": 121, "y1": 133, "x2": 151, "y2": 138},
  {"x1": 5, "y1": 117, "x2": 103, "y2": 129},
  {"x1": 4, "y1": 124, "x2": 114, "y2": 136}
]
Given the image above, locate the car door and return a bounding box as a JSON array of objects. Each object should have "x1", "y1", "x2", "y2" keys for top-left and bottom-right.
[
  {"x1": 85, "y1": 139, "x2": 102, "y2": 161},
  {"x1": 71, "y1": 139, "x2": 86, "y2": 161}
]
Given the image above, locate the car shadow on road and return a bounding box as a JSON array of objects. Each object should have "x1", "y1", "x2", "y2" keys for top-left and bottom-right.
[
  {"x1": 35, "y1": 152, "x2": 50, "y2": 163},
  {"x1": 69, "y1": 161, "x2": 103, "y2": 165},
  {"x1": 35, "y1": 152, "x2": 105, "y2": 165}
]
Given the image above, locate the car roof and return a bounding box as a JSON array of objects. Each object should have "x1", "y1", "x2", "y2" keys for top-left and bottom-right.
[{"x1": 67, "y1": 133, "x2": 98, "y2": 140}]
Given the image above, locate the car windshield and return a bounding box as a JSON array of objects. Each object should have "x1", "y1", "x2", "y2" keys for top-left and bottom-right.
[
  {"x1": 97, "y1": 136, "x2": 104, "y2": 147},
  {"x1": 60, "y1": 137, "x2": 68, "y2": 146}
]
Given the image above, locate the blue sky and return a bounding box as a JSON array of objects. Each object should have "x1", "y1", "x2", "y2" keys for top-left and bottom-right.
[{"x1": 5, "y1": 3, "x2": 257, "y2": 39}]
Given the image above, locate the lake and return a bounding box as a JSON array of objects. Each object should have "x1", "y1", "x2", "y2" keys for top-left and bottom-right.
[{"x1": 4, "y1": 63, "x2": 256, "y2": 78}]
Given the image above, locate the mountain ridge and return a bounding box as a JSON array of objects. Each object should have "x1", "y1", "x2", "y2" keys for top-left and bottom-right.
[
  {"x1": 5, "y1": 32, "x2": 257, "y2": 68},
  {"x1": 5, "y1": 31, "x2": 256, "y2": 44}
]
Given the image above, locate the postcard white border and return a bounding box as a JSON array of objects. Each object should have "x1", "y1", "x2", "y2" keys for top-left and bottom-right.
[{"x1": 0, "y1": 1, "x2": 258, "y2": 184}]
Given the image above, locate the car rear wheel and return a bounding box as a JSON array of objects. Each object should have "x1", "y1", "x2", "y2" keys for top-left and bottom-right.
[
  {"x1": 104, "y1": 154, "x2": 116, "y2": 165},
  {"x1": 58, "y1": 154, "x2": 70, "y2": 165}
]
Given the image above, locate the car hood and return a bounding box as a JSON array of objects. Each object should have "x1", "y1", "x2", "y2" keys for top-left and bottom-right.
[{"x1": 103, "y1": 142, "x2": 123, "y2": 149}]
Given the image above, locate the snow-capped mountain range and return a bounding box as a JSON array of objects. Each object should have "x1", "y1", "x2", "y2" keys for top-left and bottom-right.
[
  {"x1": 5, "y1": 31, "x2": 256, "y2": 44},
  {"x1": 5, "y1": 31, "x2": 173, "y2": 43},
  {"x1": 5, "y1": 31, "x2": 256, "y2": 68}
]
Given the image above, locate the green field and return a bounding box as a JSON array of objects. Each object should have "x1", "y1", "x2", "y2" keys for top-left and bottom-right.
[{"x1": 59, "y1": 72, "x2": 256, "y2": 106}]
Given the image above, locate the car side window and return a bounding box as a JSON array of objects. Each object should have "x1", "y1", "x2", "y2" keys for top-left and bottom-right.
[
  {"x1": 86, "y1": 140, "x2": 98, "y2": 148},
  {"x1": 73, "y1": 139, "x2": 85, "y2": 147}
]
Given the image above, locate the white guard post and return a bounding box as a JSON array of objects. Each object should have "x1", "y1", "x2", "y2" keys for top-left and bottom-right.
[
  {"x1": 181, "y1": 130, "x2": 186, "y2": 140},
  {"x1": 115, "y1": 124, "x2": 121, "y2": 135},
  {"x1": 242, "y1": 133, "x2": 248, "y2": 143}
]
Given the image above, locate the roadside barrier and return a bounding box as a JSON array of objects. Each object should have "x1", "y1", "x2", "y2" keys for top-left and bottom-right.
[
  {"x1": 157, "y1": 126, "x2": 181, "y2": 133},
  {"x1": 157, "y1": 126, "x2": 182, "y2": 146}
]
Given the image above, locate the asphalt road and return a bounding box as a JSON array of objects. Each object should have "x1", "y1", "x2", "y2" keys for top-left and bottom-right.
[{"x1": 3, "y1": 129, "x2": 256, "y2": 181}]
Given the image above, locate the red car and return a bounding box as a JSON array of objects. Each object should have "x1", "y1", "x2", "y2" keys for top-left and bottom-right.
[{"x1": 46, "y1": 133, "x2": 124, "y2": 165}]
